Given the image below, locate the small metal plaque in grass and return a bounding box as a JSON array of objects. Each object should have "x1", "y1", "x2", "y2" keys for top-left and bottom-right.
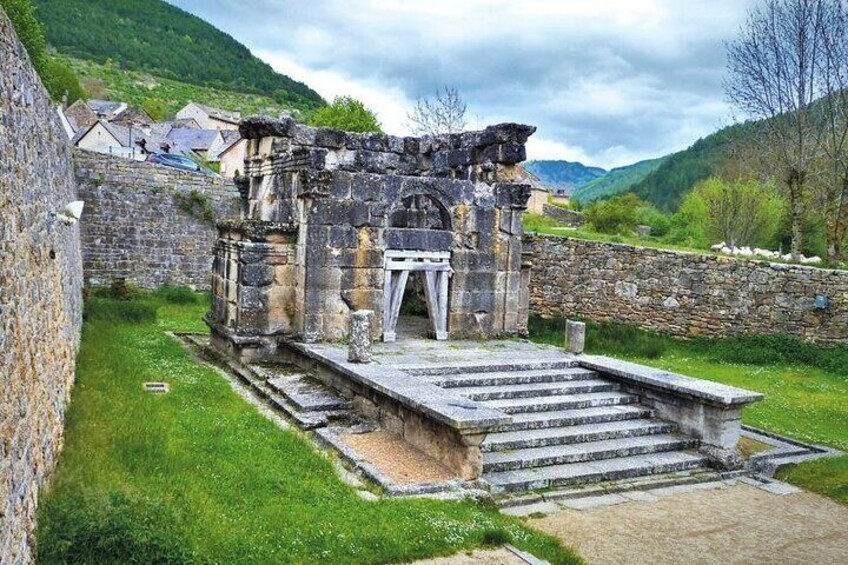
[{"x1": 143, "y1": 382, "x2": 170, "y2": 393}]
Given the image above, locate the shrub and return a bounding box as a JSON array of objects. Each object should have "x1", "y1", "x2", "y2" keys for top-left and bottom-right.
[
  {"x1": 38, "y1": 491, "x2": 194, "y2": 564},
  {"x1": 310, "y1": 96, "x2": 382, "y2": 133},
  {"x1": 680, "y1": 177, "x2": 786, "y2": 248},
  {"x1": 583, "y1": 193, "x2": 644, "y2": 235},
  {"x1": 155, "y1": 285, "x2": 199, "y2": 305},
  {"x1": 635, "y1": 205, "x2": 671, "y2": 236},
  {"x1": 83, "y1": 297, "x2": 156, "y2": 324}
]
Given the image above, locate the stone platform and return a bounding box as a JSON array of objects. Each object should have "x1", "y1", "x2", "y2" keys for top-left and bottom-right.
[{"x1": 279, "y1": 337, "x2": 763, "y2": 491}]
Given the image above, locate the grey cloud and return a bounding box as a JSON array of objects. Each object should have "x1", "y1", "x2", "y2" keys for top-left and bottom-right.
[{"x1": 170, "y1": 0, "x2": 750, "y2": 167}]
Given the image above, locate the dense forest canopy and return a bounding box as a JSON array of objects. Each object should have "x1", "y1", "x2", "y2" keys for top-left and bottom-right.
[{"x1": 32, "y1": 0, "x2": 324, "y2": 113}]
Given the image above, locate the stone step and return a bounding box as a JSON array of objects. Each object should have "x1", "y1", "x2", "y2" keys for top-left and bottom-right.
[
  {"x1": 429, "y1": 368, "x2": 599, "y2": 388},
  {"x1": 481, "y1": 391, "x2": 638, "y2": 414},
  {"x1": 482, "y1": 434, "x2": 698, "y2": 472},
  {"x1": 482, "y1": 420, "x2": 676, "y2": 452},
  {"x1": 403, "y1": 358, "x2": 578, "y2": 377},
  {"x1": 264, "y1": 375, "x2": 351, "y2": 412},
  {"x1": 501, "y1": 405, "x2": 654, "y2": 431},
  {"x1": 458, "y1": 379, "x2": 619, "y2": 401},
  {"x1": 483, "y1": 451, "x2": 708, "y2": 493}
]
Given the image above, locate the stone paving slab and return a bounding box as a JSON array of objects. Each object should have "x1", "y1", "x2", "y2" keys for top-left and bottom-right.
[{"x1": 529, "y1": 483, "x2": 848, "y2": 565}]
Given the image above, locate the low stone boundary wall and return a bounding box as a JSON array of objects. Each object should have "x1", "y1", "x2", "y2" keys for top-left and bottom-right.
[
  {"x1": 74, "y1": 150, "x2": 241, "y2": 289},
  {"x1": 525, "y1": 234, "x2": 848, "y2": 344},
  {"x1": 542, "y1": 204, "x2": 585, "y2": 227}
]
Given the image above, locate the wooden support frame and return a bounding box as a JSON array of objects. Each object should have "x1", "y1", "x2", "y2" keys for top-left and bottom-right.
[{"x1": 383, "y1": 250, "x2": 451, "y2": 342}]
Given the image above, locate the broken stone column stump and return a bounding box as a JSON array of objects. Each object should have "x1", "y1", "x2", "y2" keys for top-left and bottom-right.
[
  {"x1": 348, "y1": 310, "x2": 374, "y2": 363},
  {"x1": 564, "y1": 320, "x2": 586, "y2": 354}
]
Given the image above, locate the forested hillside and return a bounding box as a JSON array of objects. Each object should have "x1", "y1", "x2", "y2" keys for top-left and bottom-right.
[
  {"x1": 630, "y1": 122, "x2": 752, "y2": 211},
  {"x1": 32, "y1": 0, "x2": 324, "y2": 113},
  {"x1": 525, "y1": 160, "x2": 607, "y2": 190},
  {"x1": 575, "y1": 157, "x2": 667, "y2": 202}
]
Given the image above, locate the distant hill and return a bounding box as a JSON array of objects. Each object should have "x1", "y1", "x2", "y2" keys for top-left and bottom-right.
[
  {"x1": 524, "y1": 160, "x2": 607, "y2": 191},
  {"x1": 630, "y1": 122, "x2": 753, "y2": 211},
  {"x1": 32, "y1": 0, "x2": 324, "y2": 114},
  {"x1": 575, "y1": 157, "x2": 668, "y2": 203}
]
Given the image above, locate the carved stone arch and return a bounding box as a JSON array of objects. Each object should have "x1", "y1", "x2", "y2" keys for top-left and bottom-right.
[{"x1": 388, "y1": 193, "x2": 452, "y2": 231}]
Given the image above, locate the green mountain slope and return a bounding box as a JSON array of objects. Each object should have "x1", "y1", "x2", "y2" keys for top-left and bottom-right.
[
  {"x1": 630, "y1": 122, "x2": 752, "y2": 211},
  {"x1": 575, "y1": 157, "x2": 668, "y2": 202},
  {"x1": 61, "y1": 56, "x2": 298, "y2": 121},
  {"x1": 525, "y1": 160, "x2": 607, "y2": 190},
  {"x1": 32, "y1": 0, "x2": 324, "y2": 113}
]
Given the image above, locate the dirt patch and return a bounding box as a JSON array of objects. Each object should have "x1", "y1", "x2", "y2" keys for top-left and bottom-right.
[
  {"x1": 341, "y1": 430, "x2": 456, "y2": 485},
  {"x1": 530, "y1": 483, "x2": 848, "y2": 564},
  {"x1": 404, "y1": 548, "x2": 528, "y2": 564},
  {"x1": 738, "y1": 436, "x2": 772, "y2": 458}
]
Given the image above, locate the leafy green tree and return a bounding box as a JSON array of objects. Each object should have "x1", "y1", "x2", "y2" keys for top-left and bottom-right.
[
  {"x1": 679, "y1": 177, "x2": 786, "y2": 248},
  {"x1": 2, "y1": 0, "x2": 48, "y2": 75},
  {"x1": 2, "y1": 0, "x2": 84, "y2": 103},
  {"x1": 584, "y1": 193, "x2": 645, "y2": 235},
  {"x1": 310, "y1": 96, "x2": 382, "y2": 133},
  {"x1": 42, "y1": 57, "x2": 84, "y2": 103}
]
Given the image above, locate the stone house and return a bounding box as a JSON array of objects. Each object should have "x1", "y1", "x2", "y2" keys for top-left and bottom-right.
[
  {"x1": 176, "y1": 102, "x2": 241, "y2": 130},
  {"x1": 72, "y1": 119, "x2": 191, "y2": 159},
  {"x1": 165, "y1": 127, "x2": 230, "y2": 159},
  {"x1": 208, "y1": 135, "x2": 246, "y2": 178}
]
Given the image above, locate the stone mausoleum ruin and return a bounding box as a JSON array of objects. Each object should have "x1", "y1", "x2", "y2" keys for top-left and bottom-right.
[
  {"x1": 208, "y1": 117, "x2": 536, "y2": 357},
  {"x1": 204, "y1": 117, "x2": 766, "y2": 492}
]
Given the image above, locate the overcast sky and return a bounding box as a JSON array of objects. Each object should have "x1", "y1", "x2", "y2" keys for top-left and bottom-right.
[{"x1": 170, "y1": 0, "x2": 751, "y2": 169}]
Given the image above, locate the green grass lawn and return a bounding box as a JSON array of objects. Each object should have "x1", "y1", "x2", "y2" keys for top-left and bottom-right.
[
  {"x1": 37, "y1": 293, "x2": 580, "y2": 564},
  {"x1": 529, "y1": 317, "x2": 848, "y2": 505}
]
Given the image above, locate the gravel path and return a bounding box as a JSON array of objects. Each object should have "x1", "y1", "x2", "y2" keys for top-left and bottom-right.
[{"x1": 529, "y1": 483, "x2": 848, "y2": 564}]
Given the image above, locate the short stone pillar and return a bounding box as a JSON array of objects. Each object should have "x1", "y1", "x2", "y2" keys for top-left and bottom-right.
[
  {"x1": 348, "y1": 310, "x2": 374, "y2": 363},
  {"x1": 564, "y1": 320, "x2": 586, "y2": 355}
]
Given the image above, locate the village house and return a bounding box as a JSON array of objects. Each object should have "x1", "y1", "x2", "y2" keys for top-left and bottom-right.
[
  {"x1": 207, "y1": 134, "x2": 246, "y2": 178},
  {"x1": 176, "y1": 102, "x2": 241, "y2": 130},
  {"x1": 72, "y1": 119, "x2": 191, "y2": 160}
]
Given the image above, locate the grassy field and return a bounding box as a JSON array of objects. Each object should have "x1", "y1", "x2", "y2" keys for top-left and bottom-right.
[
  {"x1": 529, "y1": 317, "x2": 848, "y2": 504},
  {"x1": 37, "y1": 292, "x2": 579, "y2": 564}
]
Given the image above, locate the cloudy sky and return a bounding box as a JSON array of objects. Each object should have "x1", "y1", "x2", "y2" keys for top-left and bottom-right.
[{"x1": 170, "y1": 0, "x2": 751, "y2": 169}]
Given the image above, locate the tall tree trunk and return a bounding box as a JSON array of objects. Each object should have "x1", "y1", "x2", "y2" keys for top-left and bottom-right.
[
  {"x1": 788, "y1": 169, "x2": 806, "y2": 259},
  {"x1": 829, "y1": 176, "x2": 848, "y2": 263}
]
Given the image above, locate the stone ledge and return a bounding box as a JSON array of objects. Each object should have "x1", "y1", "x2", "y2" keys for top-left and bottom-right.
[
  {"x1": 577, "y1": 355, "x2": 763, "y2": 407},
  {"x1": 287, "y1": 340, "x2": 512, "y2": 434}
]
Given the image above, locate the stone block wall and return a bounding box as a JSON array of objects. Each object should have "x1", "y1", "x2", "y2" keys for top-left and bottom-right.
[
  {"x1": 526, "y1": 235, "x2": 848, "y2": 344},
  {"x1": 208, "y1": 118, "x2": 535, "y2": 345},
  {"x1": 0, "y1": 9, "x2": 83, "y2": 562},
  {"x1": 74, "y1": 150, "x2": 241, "y2": 289}
]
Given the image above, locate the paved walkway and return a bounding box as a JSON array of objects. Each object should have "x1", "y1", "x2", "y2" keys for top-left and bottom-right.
[{"x1": 529, "y1": 482, "x2": 848, "y2": 565}]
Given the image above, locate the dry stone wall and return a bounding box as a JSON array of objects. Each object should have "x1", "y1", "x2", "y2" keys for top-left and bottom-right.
[
  {"x1": 0, "y1": 9, "x2": 83, "y2": 562},
  {"x1": 526, "y1": 235, "x2": 848, "y2": 344},
  {"x1": 74, "y1": 150, "x2": 241, "y2": 289}
]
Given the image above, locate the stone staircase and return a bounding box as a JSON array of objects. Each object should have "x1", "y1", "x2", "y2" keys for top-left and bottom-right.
[{"x1": 427, "y1": 364, "x2": 707, "y2": 493}]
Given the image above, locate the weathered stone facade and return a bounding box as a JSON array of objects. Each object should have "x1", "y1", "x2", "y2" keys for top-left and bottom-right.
[
  {"x1": 526, "y1": 235, "x2": 848, "y2": 344},
  {"x1": 0, "y1": 9, "x2": 83, "y2": 562},
  {"x1": 208, "y1": 117, "x2": 536, "y2": 353},
  {"x1": 74, "y1": 149, "x2": 241, "y2": 289}
]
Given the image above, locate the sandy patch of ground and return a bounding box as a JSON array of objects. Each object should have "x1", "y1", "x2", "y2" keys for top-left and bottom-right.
[
  {"x1": 341, "y1": 430, "x2": 456, "y2": 485},
  {"x1": 529, "y1": 483, "x2": 848, "y2": 565},
  {"x1": 403, "y1": 548, "x2": 528, "y2": 564}
]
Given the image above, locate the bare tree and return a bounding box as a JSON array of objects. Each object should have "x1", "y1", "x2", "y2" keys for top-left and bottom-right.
[
  {"x1": 407, "y1": 86, "x2": 467, "y2": 135},
  {"x1": 812, "y1": 0, "x2": 848, "y2": 262},
  {"x1": 725, "y1": 0, "x2": 830, "y2": 258}
]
